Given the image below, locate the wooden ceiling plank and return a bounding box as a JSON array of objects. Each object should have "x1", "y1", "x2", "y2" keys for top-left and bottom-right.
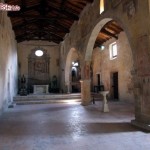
[
  {"x1": 26, "y1": 29, "x2": 64, "y2": 40},
  {"x1": 47, "y1": 4, "x2": 79, "y2": 20},
  {"x1": 67, "y1": 1, "x2": 85, "y2": 10},
  {"x1": 13, "y1": 18, "x2": 70, "y2": 33},
  {"x1": 101, "y1": 29, "x2": 118, "y2": 39},
  {"x1": 8, "y1": 0, "x2": 93, "y2": 43}
]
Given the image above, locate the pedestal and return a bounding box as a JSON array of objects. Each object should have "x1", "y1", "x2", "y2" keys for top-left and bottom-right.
[{"x1": 99, "y1": 91, "x2": 109, "y2": 112}]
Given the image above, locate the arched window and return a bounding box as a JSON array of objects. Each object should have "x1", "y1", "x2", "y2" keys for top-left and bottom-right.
[{"x1": 100, "y1": 0, "x2": 104, "y2": 14}]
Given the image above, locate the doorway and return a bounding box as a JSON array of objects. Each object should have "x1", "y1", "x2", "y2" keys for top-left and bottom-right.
[
  {"x1": 97, "y1": 74, "x2": 100, "y2": 86},
  {"x1": 112, "y1": 72, "x2": 119, "y2": 100}
]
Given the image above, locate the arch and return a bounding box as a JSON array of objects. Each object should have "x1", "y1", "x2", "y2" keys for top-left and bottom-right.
[
  {"x1": 85, "y1": 17, "x2": 134, "y2": 63},
  {"x1": 65, "y1": 48, "x2": 79, "y2": 84},
  {"x1": 81, "y1": 15, "x2": 135, "y2": 105},
  {"x1": 65, "y1": 48, "x2": 81, "y2": 93}
]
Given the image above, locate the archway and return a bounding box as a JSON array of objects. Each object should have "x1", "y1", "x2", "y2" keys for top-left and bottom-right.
[
  {"x1": 65, "y1": 48, "x2": 81, "y2": 93},
  {"x1": 81, "y1": 17, "x2": 135, "y2": 107},
  {"x1": 91, "y1": 21, "x2": 134, "y2": 102}
]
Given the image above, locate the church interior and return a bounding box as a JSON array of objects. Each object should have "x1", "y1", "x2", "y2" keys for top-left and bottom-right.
[{"x1": 0, "y1": 0, "x2": 150, "y2": 149}]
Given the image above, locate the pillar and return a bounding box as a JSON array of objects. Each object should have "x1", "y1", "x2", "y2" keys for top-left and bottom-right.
[
  {"x1": 131, "y1": 35, "x2": 150, "y2": 130},
  {"x1": 80, "y1": 60, "x2": 92, "y2": 105},
  {"x1": 80, "y1": 80, "x2": 91, "y2": 105},
  {"x1": 66, "y1": 81, "x2": 71, "y2": 93}
]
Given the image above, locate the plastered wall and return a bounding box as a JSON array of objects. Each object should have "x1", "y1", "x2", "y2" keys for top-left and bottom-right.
[
  {"x1": 17, "y1": 41, "x2": 60, "y2": 88},
  {"x1": 0, "y1": 12, "x2": 18, "y2": 113}
]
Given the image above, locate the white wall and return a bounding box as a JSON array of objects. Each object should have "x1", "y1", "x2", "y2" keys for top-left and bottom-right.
[
  {"x1": 17, "y1": 41, "x2": 60, "y2": 87},
  {"x1": 0, "y1": 12, "x2": 18, "y2": 113}
]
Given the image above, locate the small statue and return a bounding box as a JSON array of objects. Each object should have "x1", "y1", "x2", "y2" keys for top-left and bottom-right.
[
  {"x1": 21, "y1": 74, "x2": 26, "y2": 88},
  {"x1": 52, "y1": 75, "x2": 57, "y2": 88},
  {"x1": 20, "y1": 74, "x2": 27, "y2": 96},
  {"x1": 72, "y1": 69, "x2": 76, "y2": 81}
]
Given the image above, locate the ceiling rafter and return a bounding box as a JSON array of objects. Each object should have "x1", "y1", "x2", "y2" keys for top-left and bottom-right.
[
  {"x1": 6, "y1": 0, "x2": 94, "y2": 43},
  {"x1": 26, "y1": 29, "x2": 64, "y2": 40},
  {"x1": 94, "y1": 21, "x2": 123, "y2": 48},
  {"x1": 12, "y1": 19, "x2": 70, "y2": 33},
  {"x1": 47, "y1": 3, "x2": 79, "y2": 20},
  {"x1": 101, "y1": 29, "x2": 118, "y2": 39}
]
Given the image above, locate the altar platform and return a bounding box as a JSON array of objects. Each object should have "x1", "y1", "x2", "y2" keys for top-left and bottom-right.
[{"x1": 13, "y1": 93, "x2": 81, "y2": 105}]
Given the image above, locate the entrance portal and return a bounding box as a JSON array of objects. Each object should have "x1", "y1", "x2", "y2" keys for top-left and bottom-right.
[{"x1": 112, "y1": 72, "x2": 119, "y2": 100}]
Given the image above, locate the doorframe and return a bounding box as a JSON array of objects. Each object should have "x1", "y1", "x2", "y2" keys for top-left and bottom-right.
[{"x1": 110, "y1": 71, "x2": 119, "y2": 100}]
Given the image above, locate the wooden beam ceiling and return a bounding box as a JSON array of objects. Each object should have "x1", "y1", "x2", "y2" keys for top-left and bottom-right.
[
  {"x1": 94, "y1": 21, "x2": 123, "y2": 48},
  {"x1": 6, "y1": 0, "x2": 122, "y2": 47},
  {"x1": 7, "y1": 0, "x2": 92, "y2": 43}
]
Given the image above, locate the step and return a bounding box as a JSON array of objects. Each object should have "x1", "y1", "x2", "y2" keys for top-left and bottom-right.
[
  {"x1": 14, "y1": 93, "x2": 81, "y2": 100},
  {"x1": 13, "y1": 99, "x2": 81, "y2": 105},
  {"x1": 13, "y1": 93, "x2": 81, "y2": 105}
]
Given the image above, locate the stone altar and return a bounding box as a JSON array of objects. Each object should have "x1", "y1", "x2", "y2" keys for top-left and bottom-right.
[{"x1": 33, "y1": 85, "x2": 49, "y2": 94}]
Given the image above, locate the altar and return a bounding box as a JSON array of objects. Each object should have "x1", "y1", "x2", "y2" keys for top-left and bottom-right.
[{"x1": 33, "y1": 85, "x2": 49, "y2": 94}]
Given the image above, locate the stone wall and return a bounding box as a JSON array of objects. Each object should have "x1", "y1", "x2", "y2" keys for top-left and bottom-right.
[
  {"x1": 92, "y1": 32, "x2": 134, "y2": 102},
  {"x1": 60, "y1": 0, "x2": 150, "y2": 128},
  {"x1": 0, "y1": 12, "x2": 18, "y2": 113},
  {"x1": 17, "y1": 41, "x2": 60, "y2": 90},
  {"x1": 61, "y1": 0, "x2": 149, "y2": 85}
]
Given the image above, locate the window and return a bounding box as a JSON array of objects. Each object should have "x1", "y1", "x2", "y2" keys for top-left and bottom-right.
[
  {"x1": 100, "y1": 45, "x2": 105, "y2": 50},
  {"x1": 71, "y1": 61, "x2": 80, "y2": 82},
  {"x1": 72, "y1": 61, "x2": 79, "y2": 67},
  {"x1": 110, "y1": 42, "x2": 117, "y2": 59},
  {"x1": 100, "y1": 0, "x2": 104, "y2": 14},
  {"x1": 35, "y1": 50, "x2": 43, "y2": 57}
]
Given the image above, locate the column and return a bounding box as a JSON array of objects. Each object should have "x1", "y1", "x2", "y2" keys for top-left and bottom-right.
[
  {"x1": 66, "y1": 81, "x2": 71, "y2": 93},
  {"x1": 80, "y1": 80, "x2": 91, "y2": 106},
  {"x1": 131, "y1": 35, "x2": 150, "y2": 131}
]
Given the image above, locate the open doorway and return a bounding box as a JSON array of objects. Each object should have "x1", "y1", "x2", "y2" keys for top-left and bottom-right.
[
  {"x1": 71, "y1": 61, "x2": 81, "y2": 93},
  {"x1": 111, "y1": 72, "x2": 119, "y2": 100},
  {"x1": 65, "y1": 48, "x2": 81, "y2": 93}
]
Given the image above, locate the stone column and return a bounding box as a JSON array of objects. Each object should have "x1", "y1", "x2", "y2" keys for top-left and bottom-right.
[
  {"x1": 131, "y1": 35, "x2": 150, "y2": 131},
  {"x1": 80, "y1": 80, "x2": 91, "y2": 106},
  {"x1": 66, "y1": 81, "x2": 71, "y2": 93},
  {"x1": 80, "y1": 60, "x2": 92, "y2": 105}
]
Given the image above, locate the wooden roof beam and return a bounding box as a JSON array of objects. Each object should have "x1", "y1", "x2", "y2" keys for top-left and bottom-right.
[
  {"x1": 48, "y1": 5, "x2": 79, "y2": 20},
  {"x1": 12, "y1": 19, "x2": 69, "y2": 33},
  {"x1": 85, "y1": 0, "x2": 94, "y2": 3},
  {"x1": 16, "y1": 36, "x2": 61, "y2": 44},
  {"x1": 101, "y1": 29, "x2": 118, "y2": 39},
  {"x1": 26, "y1": 29, "x2": 64, "y2": 40},
  {"x1": 67, "y1": 1, "x2": 84, "y2": 9},
  {"x1": 16, "y1": 32, "x2": 63, "y2": 42}
]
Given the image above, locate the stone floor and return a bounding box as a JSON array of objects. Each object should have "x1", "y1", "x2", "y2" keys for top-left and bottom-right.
[{"x1": 0, "y1": 101, "x2": 150, "y2": 150}]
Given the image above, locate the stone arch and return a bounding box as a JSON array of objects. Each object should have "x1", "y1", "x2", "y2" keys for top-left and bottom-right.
[
  {"x1": 81, "y1": 16, "x2": 135, "y2": 105},
  {"x1": 84, "y1": 17, "x2": 134, "y2": 63},
  {"x1": 65, "y1": 48, "x2": 80, "y2": 93}
]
